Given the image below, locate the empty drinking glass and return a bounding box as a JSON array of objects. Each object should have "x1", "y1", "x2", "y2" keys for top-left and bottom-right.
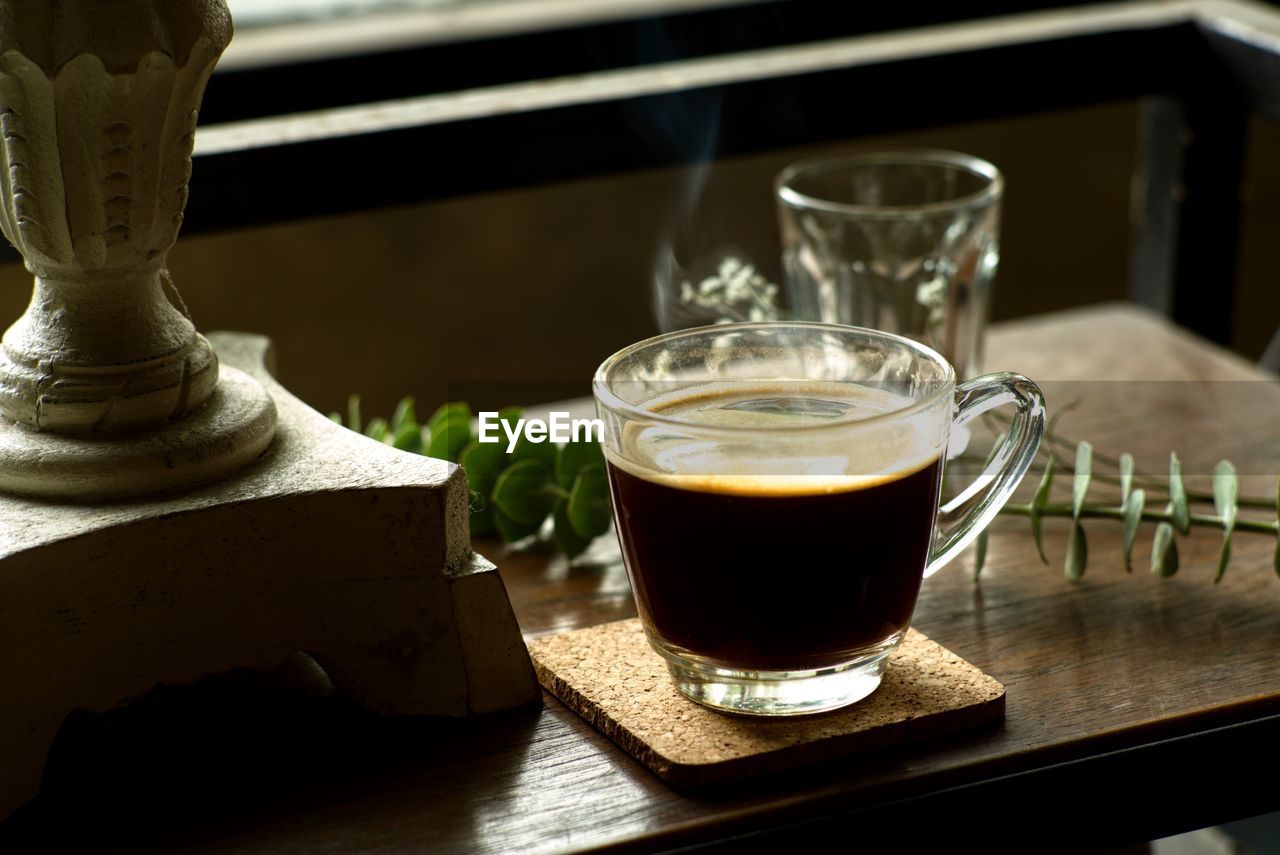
[{"x1": 776, "y1": 150, "x2": 1002, "y2": 379}]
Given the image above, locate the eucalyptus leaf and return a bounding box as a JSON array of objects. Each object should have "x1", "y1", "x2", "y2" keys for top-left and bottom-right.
[
  {"x1": 1169, "y1": 453, "x2": 1190, "y2": 535},
  {"x1": 391, "y1": 397, "x2": 417, "y2": 433},
  {"x1": 346, "y1": 394, "x2": 362, "y2": 433},
  {"x1": 1152, "y1": 521, "x2": 1179, "y2": 577},
  {"x1": 973, "y1": 529, "x2": 988, "y2": 580},
  {"x1": 567, "y1": 465, "x2": 612, "y2": 538},
  {"x1": 1121, "y1": 488, "x2": 1144, "y2": 573},
  {"x1": 1072, "y1": 441, "x2": 1092, "y2": 522},
  {"x1": 499, "y1": 406, "x2": 523, "y2": 430},
  {"x1": 427, "y1": 412, "x2": 472, "y2": 462},
  {"x1": 427, "y1": 403, "x2": 472, "y2": 461},
  {"x1": 1030, "y1": 456, "x2": 1055, "y2": 565},
  {"x1": 460, "y1": 440, "x2": 506, "y2": 535},
  {"x1": 428, "y1": 402, "x2": 470, "y2": 432},
  {"x1": 1274, "y1": 534, "x2": 1280, "y2": 580},
  {"x1": 492, "y1": 459, "x2": 555, "y2": 525},
  {"x1": 364, "y1": 417, "x2": 389, "y2": 443},
  {"x1": 1213, "y1": 460, "x2": 1239, "y2": 584},
  {"x1": 1276, "y1": 476, "x2": 1280, "y2": 579},
  {"x1": 493, "y1": 507, "x2": 543, "y2": 543},
  {"x1": 1119, "y1": 453, "x2": 1135, "y2": 503},
  {"x1": 1215, "y1": 538, "x2": 1232, "y2": 585},
  {"x1": 511, "y1": 433, "x2": 557, "y2": 468},
  {"x1": 1213, "y1": 460, "x2": 1238, "y2": 519},
  {"x1": 557, "y1": 439, "x2": 606, "y2": 490},
  {"x1": 552, "y1": 498, "x2": 591, "y2": 559},
  {"x1": 460, "y1": 439, "x2": 506, "y2": 484},
  {"x1": 1065, "y1": 523, "x2": 1087, "y2": 580},
  {"x1": 392, "y1": 421, "x2": 423, "y2": 453}
]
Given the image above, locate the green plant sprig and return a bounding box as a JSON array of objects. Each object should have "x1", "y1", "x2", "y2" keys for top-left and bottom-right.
[
  {"x1": 330, "y1": 396, "x2": 612, "y2": 559},
  {"x1": 337, "y1": 394, "x2": 1280, "y2": 576},
  {"x1": 966, "y1": 403, "x2": 1279, "y2": 580},
  {"x1": 1002, "y1": 501, "x2": 1277, "y2": 534},
  {"x1": 975, "y1": 441, "x2": 1280, "y2": 581}
]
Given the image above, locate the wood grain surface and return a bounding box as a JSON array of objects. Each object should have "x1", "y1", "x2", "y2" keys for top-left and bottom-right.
[{"x1": 1, "y1": 303, "x2": 1278, "y2": 853}]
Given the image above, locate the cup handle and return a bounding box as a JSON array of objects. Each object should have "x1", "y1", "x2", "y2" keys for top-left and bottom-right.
[{"x1": 924, "y1": 372, "x2": 1046, "y2": 578}]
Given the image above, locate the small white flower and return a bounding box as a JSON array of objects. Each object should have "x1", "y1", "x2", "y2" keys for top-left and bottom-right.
[{"x1": 672, "y1": 254, "x2": 783, "y2": 322}]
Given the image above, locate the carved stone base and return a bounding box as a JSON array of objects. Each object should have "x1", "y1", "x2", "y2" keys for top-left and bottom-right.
[
  {"x1": 0, "y1": 332, "x2": 540, "y2": 822},
  {"x1": 0, "y1": 364, "x2": 277, "y2": 500}
]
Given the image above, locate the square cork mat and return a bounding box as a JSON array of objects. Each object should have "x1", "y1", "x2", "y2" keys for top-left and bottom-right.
[{"x1": 528, "y1": 619, "x2": 1004, "y2": 788}]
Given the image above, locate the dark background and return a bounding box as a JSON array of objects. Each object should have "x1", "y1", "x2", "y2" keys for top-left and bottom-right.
[{"x1": 0, "y1": 0, "x2": 1274, "y2": 417}]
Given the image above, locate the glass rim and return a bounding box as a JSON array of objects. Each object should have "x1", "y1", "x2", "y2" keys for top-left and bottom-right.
[
  {"x1": 592, "y1": 321, "x2": 956, "y2": 435},
  {"x1": 774, "y1": 148, "x2": 1004, "y2": 219}
]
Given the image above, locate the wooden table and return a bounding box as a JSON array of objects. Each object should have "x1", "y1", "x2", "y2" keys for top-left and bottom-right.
[{"x1": 3, "y1": 304, "x2": 1278, "y2": 852}]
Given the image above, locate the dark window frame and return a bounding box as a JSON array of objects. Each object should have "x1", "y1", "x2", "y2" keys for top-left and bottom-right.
[{"x1": 125, "y1": 1, "x2": 1280, "y2": 342}]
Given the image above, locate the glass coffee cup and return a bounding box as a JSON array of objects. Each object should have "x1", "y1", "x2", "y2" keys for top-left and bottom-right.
[{"x1": 593, "y1": 322, "x2": 1044, "y2": 716}]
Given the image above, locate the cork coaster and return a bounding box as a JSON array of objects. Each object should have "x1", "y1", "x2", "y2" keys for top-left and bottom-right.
[{"x1": 528, "y1": 619, "x2": 1004, "y2": 788}]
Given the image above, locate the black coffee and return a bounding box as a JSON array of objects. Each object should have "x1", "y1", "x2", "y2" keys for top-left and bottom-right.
[{"x1": 606, "y1": 388, "x2": 944, "y2": 671}]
